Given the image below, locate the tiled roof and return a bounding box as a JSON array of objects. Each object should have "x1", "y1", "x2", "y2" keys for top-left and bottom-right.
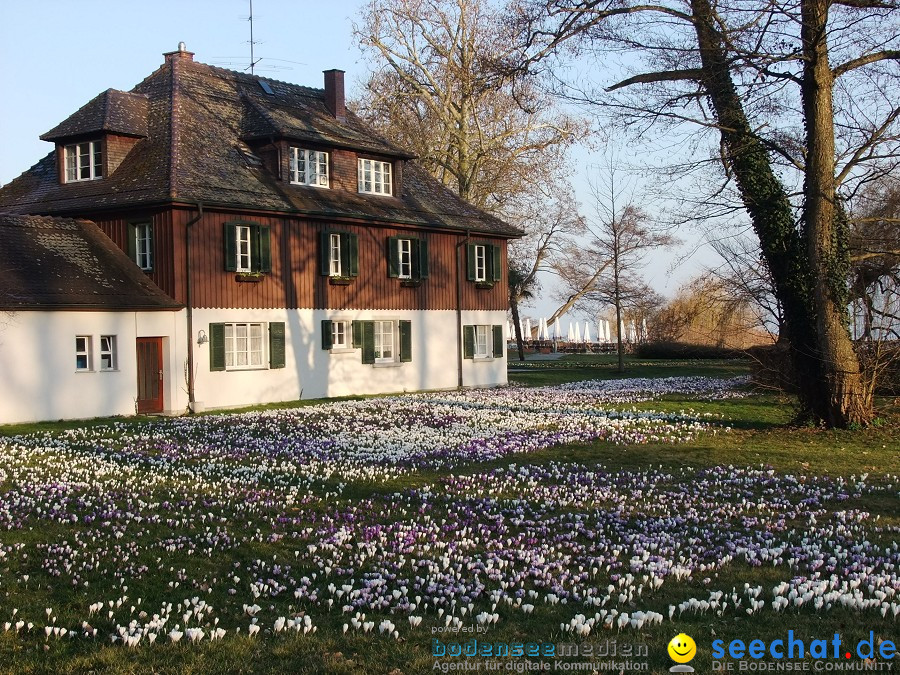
[
  {"x1": 0, "y1": 55, "x2": 521, "y2": 238},
  {"x1": 41, "y1": 89, "x2": 150, "y2": 141},
  {"x1": 0, "y1": 213, "x2": 181, "y2": 311}
]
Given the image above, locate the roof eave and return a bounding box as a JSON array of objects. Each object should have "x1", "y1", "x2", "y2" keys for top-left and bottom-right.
[{"x1": 241, "y1": 133, "x2": 418, "y2": 160}]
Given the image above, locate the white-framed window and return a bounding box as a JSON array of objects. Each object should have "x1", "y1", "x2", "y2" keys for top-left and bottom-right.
[
  {"x1": 236, "y1": 225, "x2": 252, "y2": 272},
  {"x1": 397, "y1": 238, "x2": 412, "y2": 279},
  {"x1": 75, "y1": 336, "x2": 92, "y2": 371},
  {"x1": 224, "y1": 323, "x2": 265, "y2": 369},
  {"x1": 99, "y1": 335, "x2": 117, "y2": 371},
  {"x1": 65, "y1": 141, "x2": 103, "y2": 182},
  {"x1": 332, "y1": 320, "x2": 348, "y2": 349},
  {"x1": 225, "y1": 222, "x2": 271, "y2": 275},
  {"x1": 134, "y1": 223, "x2": 152, "y2": 271},
  {"x1": 358, "y1": 158, "x2": 393, "y2": 195},
  {"x1": 474, "y1": 325, "x2": 490, "y2": 358},
  {"x1": 290, "y1": 147, "x2": 329, "y2": 187},
  {"x1": 329, "y1": 233, "x2": 342, "y2": 276},
  {"x1": 374, "y1": 320, "x2": 395, "y2": 363},
  {"x1": 474, "y1": 244, "x2": 487, "y2": 282}
]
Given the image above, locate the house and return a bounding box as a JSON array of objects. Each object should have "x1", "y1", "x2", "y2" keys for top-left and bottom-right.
[
  {"x1": 0, "y1": 213, "x2": 182, "y2": 423},
  {"x1": 0, "y1": 45, "x2": 521, "y2": 423}
]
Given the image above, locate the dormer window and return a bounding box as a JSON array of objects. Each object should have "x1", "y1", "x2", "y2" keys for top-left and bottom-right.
[
  {"x1": 358, "y1": 158, "x2": 393, "y2": 196},
  {"x1": 290, "y1": 148, "x2": 329, "y2": 187},
  {"x1": 64, "y1": 141, "x2": 103, "y2": 182}
]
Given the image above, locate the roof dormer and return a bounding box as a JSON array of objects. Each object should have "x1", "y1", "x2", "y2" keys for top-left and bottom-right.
[{"x1": 41, "y1": 89, "x2": 149, "y2": 184}]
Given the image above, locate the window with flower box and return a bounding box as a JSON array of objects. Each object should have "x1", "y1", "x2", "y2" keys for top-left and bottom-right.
[
  {"x1": 319, "y1": 230, "x2": 358, "y2": 279},
  {"x1": 387, "y1": 236, "x2": 428, "y2": 282},
  {"x1": 223, "y1": 221, "x2": 271, "y2": 274},
  {"x1": 466, "y1": 242, "x2": 501, "y2": 285}
]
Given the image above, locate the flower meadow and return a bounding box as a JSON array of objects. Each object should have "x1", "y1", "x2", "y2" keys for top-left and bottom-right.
[{"x1": 0, "y1": 376, "x2": 897, "y2": 672}]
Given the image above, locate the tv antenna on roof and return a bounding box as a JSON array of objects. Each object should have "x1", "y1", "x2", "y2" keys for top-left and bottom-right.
[{"x1": 247, "y1": 0, "x2": 261, "y2": 74}]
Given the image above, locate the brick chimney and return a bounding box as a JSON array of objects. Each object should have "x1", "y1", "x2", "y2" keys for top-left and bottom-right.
[
  {"x1": 323, "y1": 69, "x2": 346, "y2": 119},
  {"x1": 164, "y1": 42, "x2": 194, "y2": 65}
]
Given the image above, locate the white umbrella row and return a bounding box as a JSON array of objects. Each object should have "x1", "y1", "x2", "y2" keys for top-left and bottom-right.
[{"x1": 507, "y1": 319, "x2": 626, "y2": 343}]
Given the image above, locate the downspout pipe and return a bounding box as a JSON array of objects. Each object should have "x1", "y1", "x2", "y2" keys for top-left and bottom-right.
[
  {"x1": 456, "y1": 230, "x2": 471, "y2": 389},
  {"x1": 184, "y1": 202, "x2": 204, "y2": 412}
]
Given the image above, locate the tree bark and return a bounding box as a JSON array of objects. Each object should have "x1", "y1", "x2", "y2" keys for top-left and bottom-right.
[
  {"x1": 510, "y1": 297, "x2": 527, "y2": 361},
  {"x1": 689, "y1": 0, "x2": 830, "y2": 421},
  {"x1": 800, "y1": 0, "x2": 873, "y2": 425},
  {"x1": 614, "y1": 280, "x2": 625, "y2": 373}
]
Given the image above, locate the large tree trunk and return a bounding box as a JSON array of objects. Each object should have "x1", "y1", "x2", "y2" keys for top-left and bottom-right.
[
  {"x1": 689, "y1": 0, "x2": 833, "y2": 422},
  {"x1": 800, "y1": 0, "x2": 873, "y2": 426}
]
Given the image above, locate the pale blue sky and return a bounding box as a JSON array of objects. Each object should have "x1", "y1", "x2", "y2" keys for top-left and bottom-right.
[
  {"x1": 0, "y1": 0, "x2": 705, "y2": 316},
  {"x1": 0, "y1": 0, "x2": 367, "y2": 186}
]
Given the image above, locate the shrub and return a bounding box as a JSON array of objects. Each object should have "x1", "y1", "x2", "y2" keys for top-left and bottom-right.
[{"x1": 634, "y1": 341, "x2": 747, "y2": 360}]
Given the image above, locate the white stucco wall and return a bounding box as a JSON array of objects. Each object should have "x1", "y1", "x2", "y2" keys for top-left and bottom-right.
[
  {"x1": 0, "y1": 308, "x2": 507, "y2": 424},
  {"x1": 0, "y1": 310, "x2": 186, "y2": 425},
  {"x1": 191, "y1": 309, "x2": 508, "y2": 410}
]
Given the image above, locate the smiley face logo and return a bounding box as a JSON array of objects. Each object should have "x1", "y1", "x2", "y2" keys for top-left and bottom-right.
[{"x1": 668, "y1": 633, "x2": 697, "y2": 664}]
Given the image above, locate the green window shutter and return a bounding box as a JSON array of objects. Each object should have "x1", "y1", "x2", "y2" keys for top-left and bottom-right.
[
  {"x1": 352, "y1": 320, "x2": 363, "y2": 348},
  {"x1": 319, "y1": 230, "x2": 331, "y2": 276},
  {"x1": 347, "y1": 233, "x2": 359, "y2": 277},
  {"x1": 209, "y1": 323, "x2": 226, "y2": 371},
  {"x1": 463, "y1": 325, "x2": 475, "y2": 359},
  {"x1": 387, "y1": 236, "x2": 400, "y2": 278},
  {"x1": 491, "y1": 244, "x2": 502, "y2": 282},
  {"x1": 256, "y1": 225, "x2": 272, "y2": 273},
  {"x1": 321, "y1": 320, "x2": 333, "y2": 350},
  {"x1": 223, "y1": 223, "x2": 237, "y2": 272},
  {"x1": 493, "y1": 325, "x2": 504, "y2": 358},
  {"x1": 399, "y1": 320, "x2": 412, "y2": 362},
  {"x1": 127, "y1": 223, "x2": 137, "y2": 262},
  {"x1": 269, "y1": 322, "x2": 286, "y2": 369},
  {"x1": 417, "y1": 238, "x2": 429, "y2": 279},
  {"x1": 466, "y1": 243, "x2": 477, "y2": 281},
  {"x1": 361, "y1": 321, "x2": 376, "y2": 364}
]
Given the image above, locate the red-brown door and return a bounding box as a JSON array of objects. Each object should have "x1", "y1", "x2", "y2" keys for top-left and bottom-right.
[{"x1": 136, "y1": 337, "x2": 164, "y2": 414}]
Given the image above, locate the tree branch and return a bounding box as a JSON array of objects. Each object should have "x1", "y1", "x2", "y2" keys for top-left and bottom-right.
[
  {"x1": 833, "y1": 50, "x2": 900, "y2": 78},
  {"x1": 605, "y1": 68, "x2": 705, "y2": 92}
]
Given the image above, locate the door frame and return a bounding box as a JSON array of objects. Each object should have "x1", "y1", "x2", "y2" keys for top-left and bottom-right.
[{"x1": 136, "y1": 337, "x2": 164, "y2": 414}]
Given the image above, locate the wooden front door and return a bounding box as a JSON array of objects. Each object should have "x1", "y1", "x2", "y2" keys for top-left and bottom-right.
[{"x1": 136, "y1": 337, "x2": 164, "y2": 414}]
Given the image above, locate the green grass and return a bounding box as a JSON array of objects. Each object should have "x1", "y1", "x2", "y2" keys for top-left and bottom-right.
[
  {"x1": 0, "y1": 358, "x2": 898, "y2": 674},
  {"x1": 508, "y1": 354, "x2": 752, "y2": 386}
]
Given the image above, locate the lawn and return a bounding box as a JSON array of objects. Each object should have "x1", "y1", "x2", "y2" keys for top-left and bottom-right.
[{"x1": 0, "y1": 356, "x2": 897, "y2": 674}]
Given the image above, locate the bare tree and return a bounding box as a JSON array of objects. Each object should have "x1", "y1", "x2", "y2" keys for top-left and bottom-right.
[
  {"x1": 353, "y1": 0, "x2": 589, "y2": 355},
  {"x1": 556, "y1": 165, "x2": 677, "y2": 371},
  {"x1": 849, "y1": 176, "x2": 900, "y2": 338},
  {"x1": 509, "y1": 0, "x2": 900, "y2": 426},
  {"x1": 507, "y1": 188, "x2": 585, "y2": 359},
  {"x1": 353, "y1": 0, "x2": 585, "y2": 212},
  {"x1": 706, "y1": 232, "x2": 783, "y2": 338}
]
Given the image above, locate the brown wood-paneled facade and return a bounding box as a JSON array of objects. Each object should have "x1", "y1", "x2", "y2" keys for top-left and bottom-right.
[{"x1": 90, "y1": 206, "x2": 509, "y2": 312}]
